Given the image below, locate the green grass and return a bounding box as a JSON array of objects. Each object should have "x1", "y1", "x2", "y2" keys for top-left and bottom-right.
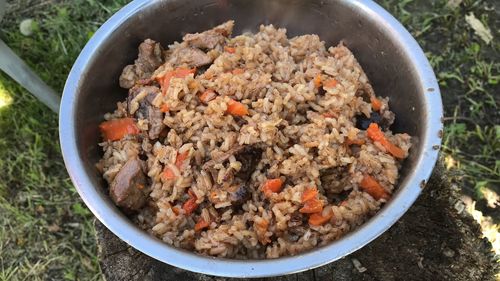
[
  {"x1": 0, "y1": 1, "x2": 129, "y2": 280},
  {"x1": 379, "y1": 0, "x2": 499, "y2": 259},
  {"x1": 0, "y1": 0, "x2": 498, "y2": 279}
]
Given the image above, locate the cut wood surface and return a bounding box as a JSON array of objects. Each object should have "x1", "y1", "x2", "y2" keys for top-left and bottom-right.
[{"x1": 96, "y1": 161, "x2": 498, "y2": 281}]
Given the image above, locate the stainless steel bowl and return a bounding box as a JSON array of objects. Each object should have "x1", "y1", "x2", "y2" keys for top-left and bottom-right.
[{"x1": 59, "y1": 0, "x2": 443, "y2": 277}]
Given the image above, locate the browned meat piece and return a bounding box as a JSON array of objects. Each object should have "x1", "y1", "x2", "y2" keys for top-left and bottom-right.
[
  {"x1": 119, "y1": 39, "x2": 164, "y2": 89},
  {"x1": 288, "y1": 211, "x2": 304, "y2": 228},
  {"x1": 227, "y1": 184, "x2": 251, "y2": 207},
  {"x1": 127, "y1": 86, "x2": 164, "y2": 139},
  {"x1": 183, "y1": 20, "x2": 234, "y2": 50},
  {"x1": 110, "y1": 158, "x2": 148, "y2": 211},
  {"x1": 320, "y1": 166, "x2": 351, "y2": 195},
  {"x1": 234, "y1": 145, "x2": 263, "y2": 181},
  {"x1": 203, "y1": 144, "x2": 263, "y2": 182},
  {"x1": 168, "y1": 47, "x2": 212, "y2": 68}
]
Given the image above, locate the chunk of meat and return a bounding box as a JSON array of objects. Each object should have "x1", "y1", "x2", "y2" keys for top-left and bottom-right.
[
  {"x1": 110, "y1": 158, "x2": 148, "y2": 211},
  {"x1": 183, "y1": 20, "x2": 234, "y2": 50},
  {"x1": 203, "y1": 144, "x2": 263, "y2": 182},
  {"x1": 320, "y1": 166, "x2": 350, "y2": 194},
  {"x1": 168, "y1": 47, "x2": 212, "y2": 68},
  {"x1": 127, "y1": 86, "x2": 164, "y2": 139},
  {"x1": 234, "y1": 145, "x2": 263, "y2": 181},
  {"x1": 119, "y1": 39, "x2": 164, "y2": 89}
]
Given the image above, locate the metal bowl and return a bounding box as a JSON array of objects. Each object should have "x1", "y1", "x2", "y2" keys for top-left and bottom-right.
[{"x1": 59, "y1": 0, "x2": 443, "y2": 277}]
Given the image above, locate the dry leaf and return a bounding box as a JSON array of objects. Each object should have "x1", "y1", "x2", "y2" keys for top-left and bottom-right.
[
  {"x1": 465, "y1": 13, "x2": 493, "y2": 44},
  {"x1": 446, "y1": 0, "x2": 462, "y2": 9}
]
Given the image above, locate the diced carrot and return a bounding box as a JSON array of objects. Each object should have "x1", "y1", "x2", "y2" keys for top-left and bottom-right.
[
  {"x1": 226, "y1": 99, "x2": 248, "y2": 116},
  {"x1": 224, "y1": 46, "x2": 236, "y2": 53},
  {"x1": 160, "y1": 104, "x2": 169, "y2": 113},
  {"x1": 156, "y1": 67, "x2": 196, "y2": 95},
  {"x1": 183, "y1": 189, "x2": 198, "y2": 215},
  {"x1": 345, "y1": 138, "x2": 366, "y2": 146},
  {"x1": 175, "y1": 150, "x2": 189, "y2": 167},
  {"x1": 308, "y1": 210, "x2": 333, "y2": 226},
  {"x1": 384, "y1": 141, "x2": 405, "y2": 159},
  {"x1": 157, "y1": 71, "x2": 173, "y2": 95},
  {"x1": 301, "y1": 187, "x2": 318, "y2": 203},
  {"x1": 174, "y1": 67, "x2": 196, "y2": 78},
  {"x1": 172, "y1": 207, "x2": 180, "y2": 215},
  {"x1": 199, "y1": 89, "x2": 217, "y2": 104},
  {"x1": 254, "y1": 219, "x2": 270, "y2": 244},
  {"x1": 255, "y1": 219, "x2": 269, "y2": 231},
  {"x1": 194, "y1": 218, "x2": 210, "y2": 231},
  {"x1": 262, "y1": 178, "x2": 283, "y2": 197},
  {"x1": 314, "y1": 75, "x2": 322, "y2": 88},
  {"x1": 232, "y1": 68, "x2": 244, "y2": 75},
  {"x1": 323, "y1": 79, "x2": 337, "y2": 88},
  {"x1": 360, "y1": 175, "x2": 389, "y2": 200},
  {"x1": 299, "y1": 198, "x2": 324, "y2": 213},
  {"x1": 162, "y1": 150, "x2": 190, "y2": 180},
  {"x1": 162, "y1": 167, "x2": 176, "y2": 180},
  {"x1": 322, "y1": 112, "x2": 338, "y2": 118},
  {"x1": 183, "y1": 198, "x2": 198, "y2": 215},
  {"x1": 366, "y1": 123, "x2": 405, "y2": 159},
  {"x1": 370, "y1": 96, "x2": 382, "y2": 111},
  {"x1": 99, "y1": 118, "x2": 139, "y2": 141}
]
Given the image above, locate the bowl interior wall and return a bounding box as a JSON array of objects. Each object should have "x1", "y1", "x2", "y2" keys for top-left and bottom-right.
[{"x1": 75, "y1": 0, "x2": 424, "y2": 233}]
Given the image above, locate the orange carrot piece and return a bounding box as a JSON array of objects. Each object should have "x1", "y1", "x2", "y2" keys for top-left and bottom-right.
[
  {"x1": 366, "y1": 123, "x2": 405, "y2": 159},
  {"x1": 301, "y1": 187, "x2": 318, "y2": 203},
  {"x1": 160, "y1": 104, "x2": 169, "y2": 113},
  {"x1": 199, "y1": 89, "x2": 217, "y2": 104},
  {"x1": 194, "y1": 218, "x2": 210, "y2": 231},
  {"x1": 162, "y1": 167, "x2": 176, "y2": 180},
  {"x1": 157, "y1": 71, "x2": 173, "y2": 95},
  {"x1": 183, "y1": 198, "x2": 198, "y2": 215},
  {"x1": 299, "y1": 198, "x2": 324, "y2": 214},
  {"x1": 322, "y1": 112, "x2": 338, "y2": 118},
  {"x1": 172, "y1": 207, "x2": 180, "y2": 215},
  {"x1": 174, "y1": 67, "x2": 196, "y2": 78},
  {"x1": 175, "y1": 150, "x2": 189, "y2": 167},
  {"x1": 255, "y1": 219, "x2": 269, "y2": 231},
  {"x1": 162, "y1": 150, "x2": 190, "y2": 180},
  {"x1": 309, "y1": 210, "x2": 333, "y2": 226},
  {"x1": 226, "y1": 99, "x2": 248, "y2": 116},
  {"x1": 254, "y1": 219, "x2": 271, "y2": 244},
  {"x1": 262, "y1": 178, "x2": 283, "y2": 197},
  {"x1": 224, "y1": 46, "x2": 236, "y2": 53},
  {"x1": 157, "y1": 67, "x2": 196, "y2": 95},
  {"x1": 183, "y1": 189, "x2": 198, "y2": 215},
  {"x1": 314, "y1": 75, "x2": 322, "y2": 88},
  {"x1": 360, "y1": 175, "x2": 389, "y2": 200},
  {"x1": 232, "y1": 68, "x2": 244, "y2": 75},
  {"x1": 323, "y1": 78, "x2": 337, "y2": 88},
  {"x1": 370, "y1": 96, "x2": 382, "y2": 111},
  {"x1": 99, "y1": 118, "x2": 139, "y2": 141}
]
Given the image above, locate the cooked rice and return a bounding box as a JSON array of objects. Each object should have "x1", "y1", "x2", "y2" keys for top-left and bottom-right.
[{"x1": 98, "y1": 21, "x2": 411, "y2": 259}]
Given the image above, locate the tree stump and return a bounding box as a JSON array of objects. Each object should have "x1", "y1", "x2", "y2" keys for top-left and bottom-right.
[{"x1": 95, "y1": 161, "x2": 498, "y2": 280}]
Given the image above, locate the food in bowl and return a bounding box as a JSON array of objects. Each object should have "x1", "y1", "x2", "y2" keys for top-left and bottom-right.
[{"x1": 96, "y1": 20, "x2": 411, "y2": 259}]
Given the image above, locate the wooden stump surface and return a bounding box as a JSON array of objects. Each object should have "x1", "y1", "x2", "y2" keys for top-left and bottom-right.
[{"x1": 95, "y1": 161, "x2": 498, "y2": 280}]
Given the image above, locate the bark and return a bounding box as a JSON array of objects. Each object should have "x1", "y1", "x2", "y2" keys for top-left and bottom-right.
[{"x1": 95, "y1": 160, "x2": 498, "y2": 281}]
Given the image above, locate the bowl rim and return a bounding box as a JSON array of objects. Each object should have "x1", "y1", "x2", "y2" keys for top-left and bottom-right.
[{"x1": 59, "y1": 0, "x2": 443, "y2": 277}]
